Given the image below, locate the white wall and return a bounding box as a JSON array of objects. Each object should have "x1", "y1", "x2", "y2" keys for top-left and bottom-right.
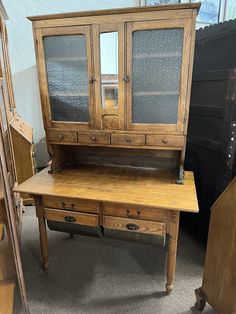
[{"x1": 2, "y1": 0, "x2": 138, "y2": 167}]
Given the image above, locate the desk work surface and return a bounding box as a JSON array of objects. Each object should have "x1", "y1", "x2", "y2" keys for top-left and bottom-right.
[{"x1": 14, "y1": 165, "x2": 198, "y2": 213}]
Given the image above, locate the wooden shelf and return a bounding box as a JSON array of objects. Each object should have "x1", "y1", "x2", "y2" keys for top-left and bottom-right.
[
  {"x1": 50, "y1": 91, "x2": 88, "y2": 97},
  {"x1": 133, "y1": 91, "x2": 179, "y2": 96},
  {"x1": 47, "y1": 56, "x2": 86, "y2": 62},
  {"x1": 133, "y1": 52, "x2": 181, "y2": 59}
]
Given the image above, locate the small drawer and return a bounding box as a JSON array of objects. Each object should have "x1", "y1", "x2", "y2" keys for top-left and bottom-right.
[
  {"x1": 111, "y1": 134, "x2": 145, "y2": 146},
  {"x1": 46, "y1": 130, "x2": 77, "y2": 143},
  {"x1": 103, "y1": 203, "x2": 167, "y2": 222},
  {"x1": 103, "y1": 216, "x2": 165, "y2": 236},
  {"x1": 42, "y1": 196, "x2": 99, "y2": 214},
  {"x1": 146, "y1": 135, "x2": 184, "y2": 147},
  {"x1": 78, "y1": 133, "x2": 110, "y2": 145},
  {"x1": 45, "y1": 208, "x2": 99, "y2": 227}
]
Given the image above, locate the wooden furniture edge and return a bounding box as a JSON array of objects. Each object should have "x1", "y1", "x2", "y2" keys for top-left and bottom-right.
[{"x1": 27, "y1": 3, "x2": 201, "y2": 21}]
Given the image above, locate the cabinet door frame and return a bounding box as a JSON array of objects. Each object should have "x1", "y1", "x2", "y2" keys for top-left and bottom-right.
[
  {"x1": 35, "y1": 25, "x2": 94, "y2": 131},
  {"x1": 126, "y1": 18, "x2": 192, "y2": 134},
  {"x1": 93, "y1": 22, "x2": 125, "y2": 130}
]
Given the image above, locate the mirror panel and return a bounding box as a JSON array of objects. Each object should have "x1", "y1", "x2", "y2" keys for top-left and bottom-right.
[{"x1": 100, "y1": 32, "x2": 118, "y2": 109}]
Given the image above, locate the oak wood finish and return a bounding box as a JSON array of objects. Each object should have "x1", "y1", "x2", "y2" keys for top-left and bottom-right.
[
  {"x1": 46, "y1": 130, "x2": 77, "y2": 143},
  {"x1": 195, "y1": 178, "x2": 236, "y2": 313},
  {"x1": 25, "y1": 4, "x2": 199, "y2": 295},
  {"x1": 14, "y1": 165, "x2": 198, "y2": 213},
  {"x1": 103, "y1": 215, "x2": 165, "y2": 236},
  {"x1": 10, "y1": 114, "x2": 36, "y2": 205},
  {"x1": 78, "y1": 133, "x2": 110, "y2": 145},
  {"x1": 28, "y1": 4, "x2": 200, "y2": 22},
  {"x1": 30, "y1": 4, "x2": 199, "y2": 182},
  {"x1": 111, "y1": 134, "x2": 145, "y2": 146},
  {"x1": 146, "y1": 135, "x2": 184, "y2": 148},
  {"x1": 103, "y1": 203, "x2": 167, "y2": 222},
  {"x1": 42, "y1": 196, "x2": 99, "y2": 213},
  {"x1": 0, "y1": 281, "x2": 15, "y2": 314},
  {"x1": 15, "y1": 164, "x2": 198, "y2": 293},
  {"x1": 45, "y1": 208, "x2": 99, "y2": 227}
]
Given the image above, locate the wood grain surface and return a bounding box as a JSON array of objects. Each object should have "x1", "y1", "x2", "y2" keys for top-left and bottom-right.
[{"x1": 14, "y1": 165, "x2": 198, "y2": 213}]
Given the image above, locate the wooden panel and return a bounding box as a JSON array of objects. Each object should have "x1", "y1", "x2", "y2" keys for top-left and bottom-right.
[
  {"x1": 28, "y1": 4, "x2": 200, "y2": 22},
  {"x1": 14, "y1": 165, "x2": 199, "y2": 213},
  {"x1": 78, "y1": 133, "x2": 110, "y2": 144},
  {"x1": 44, "y1": 208, "x2": 99, "y2": 227},
  {"x1": 147, "y1": 135, "x2": 184, "y2": 147},
  {"x1": 199, "y1": 178, "x2": 236, "y2": 314},
  {"x1": 103, "y1": 215, "x2": 165, "y2": 236},
  {"x1": 42, "y1": 196, "x2": 99, "y2": 213},
  {"x1": 103, "y1": 203, "x2": 167, "y2": 222},
  {"x1": 0, "y1": 281, "x2": 15, "y2": 314},
  {"x1": 111, "y1": 134, "x2": 145, "y2": 146},
  {"x1": 46, "y1": 130, "x2": 77, "y2": 143}
]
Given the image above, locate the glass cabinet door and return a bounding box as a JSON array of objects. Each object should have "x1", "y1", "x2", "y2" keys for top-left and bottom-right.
[
  {"x1": 126, "y1": 19, "x2": 192, "y2": 133},
  {"x1": 41, "y1": 26, "x2": 93, "y2": 129}
]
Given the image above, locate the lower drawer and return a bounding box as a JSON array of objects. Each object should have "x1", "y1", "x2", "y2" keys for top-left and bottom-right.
[
  {"x1": 103, "y1": 216, "x2": 165, "y2": 236},
  {"x1": 45, "y1": 208, "x2": 99, "y2": 227}
]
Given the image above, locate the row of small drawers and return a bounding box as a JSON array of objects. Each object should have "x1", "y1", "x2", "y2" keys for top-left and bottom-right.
[
  {"x1": 46, "y1": 130, "x2": 184, "y2": 147},
  {"x1": 42, "y1": 196, "x2": 167, "y2": 237}
]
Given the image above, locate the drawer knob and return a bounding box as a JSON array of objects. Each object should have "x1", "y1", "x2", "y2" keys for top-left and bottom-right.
[
  {"x1": 64, "y1": 216, "x2": 76, "y2": 223},
  {"x1": 126, "y1": 223, "x2": 139, "y2": 231},
  {"x1": 62, "y1": 202, "x2": 66, "y2": 208},
  {"x1": 58, "y1": 134, "x2": 63, "y2": 140},
  {"x1": 162, "y1": 139, "x2": 168, "y2": 144},
  {"x1": 125, "y1": 137, "x2": 131, "y2": 143},
  {"x1": 71, "y1": 204, "x2": 75, "y2": 210},
  {"x1": 90, "y1": 136, "x2": 96, "y2": 141}
]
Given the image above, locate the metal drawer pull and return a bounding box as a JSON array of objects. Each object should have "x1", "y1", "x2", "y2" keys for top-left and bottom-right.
[
  {"x1": 64, "y1": 216, "x2": 76, "y2": 223},
  {"x1": 125, "y1": 137, "x2": 131, "y2": 143},
  {"x1": 126, "y1": 223, "x2": 139, "y2": 231},
  {"x1": 162, "y1": 139, "x2": 168, "y2": 144},
  {"x1": 90, "y1": 136, "x2": 96, "y2": 141},
  {"x1": 58, "y1": 134, "x2": 63, "y2": 140}
]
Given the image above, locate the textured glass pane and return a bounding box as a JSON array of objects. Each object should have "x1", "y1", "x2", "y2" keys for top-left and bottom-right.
[
  {"x1": 132, "y1": 29, "x2": 184, "y2": 124},
  {"x1": 43, "y1": 35, "x2": 89, "y2": 122}
]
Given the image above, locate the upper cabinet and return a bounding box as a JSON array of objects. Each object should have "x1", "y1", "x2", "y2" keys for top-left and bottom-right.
[{"x1": 31, "y1": 4, "x2": 199, "y2": 149}]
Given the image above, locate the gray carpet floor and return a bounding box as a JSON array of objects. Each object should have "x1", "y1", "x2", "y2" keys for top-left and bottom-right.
[{"x1": 14, "y1": 208, "x2": 216, "y2": 314}]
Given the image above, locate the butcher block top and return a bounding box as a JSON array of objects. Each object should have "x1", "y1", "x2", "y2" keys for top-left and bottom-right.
[{"x1": 14, "y1": 165, "x2": 198, "y2": 213}]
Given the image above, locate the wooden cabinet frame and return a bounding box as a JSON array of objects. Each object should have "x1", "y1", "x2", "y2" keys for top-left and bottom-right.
[{"x1": 30, "y1": 4, "x2": 199, "y2": 182}]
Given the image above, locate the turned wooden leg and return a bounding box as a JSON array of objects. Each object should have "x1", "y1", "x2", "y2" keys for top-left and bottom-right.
[
  {"x1": 38, "y1": 217, "x2": 48, "y2": 271},
  {"x1": 166, "y1": 211, "x2": 180, "y2": 294},
  {"x1": 195, "y1": 287, "x2": 207, "y2": 311},
  {"x1": 34, "y1": 196, "x2": 48, "y2": 271}
]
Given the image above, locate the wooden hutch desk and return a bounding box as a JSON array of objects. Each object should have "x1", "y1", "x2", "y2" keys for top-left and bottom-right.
[
  {"x1": 15, "y1": 3, "x2": 200, "y2": 294},
  {"x1": 14, "y1": 165, "x2": 198, "y2": 294}
]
